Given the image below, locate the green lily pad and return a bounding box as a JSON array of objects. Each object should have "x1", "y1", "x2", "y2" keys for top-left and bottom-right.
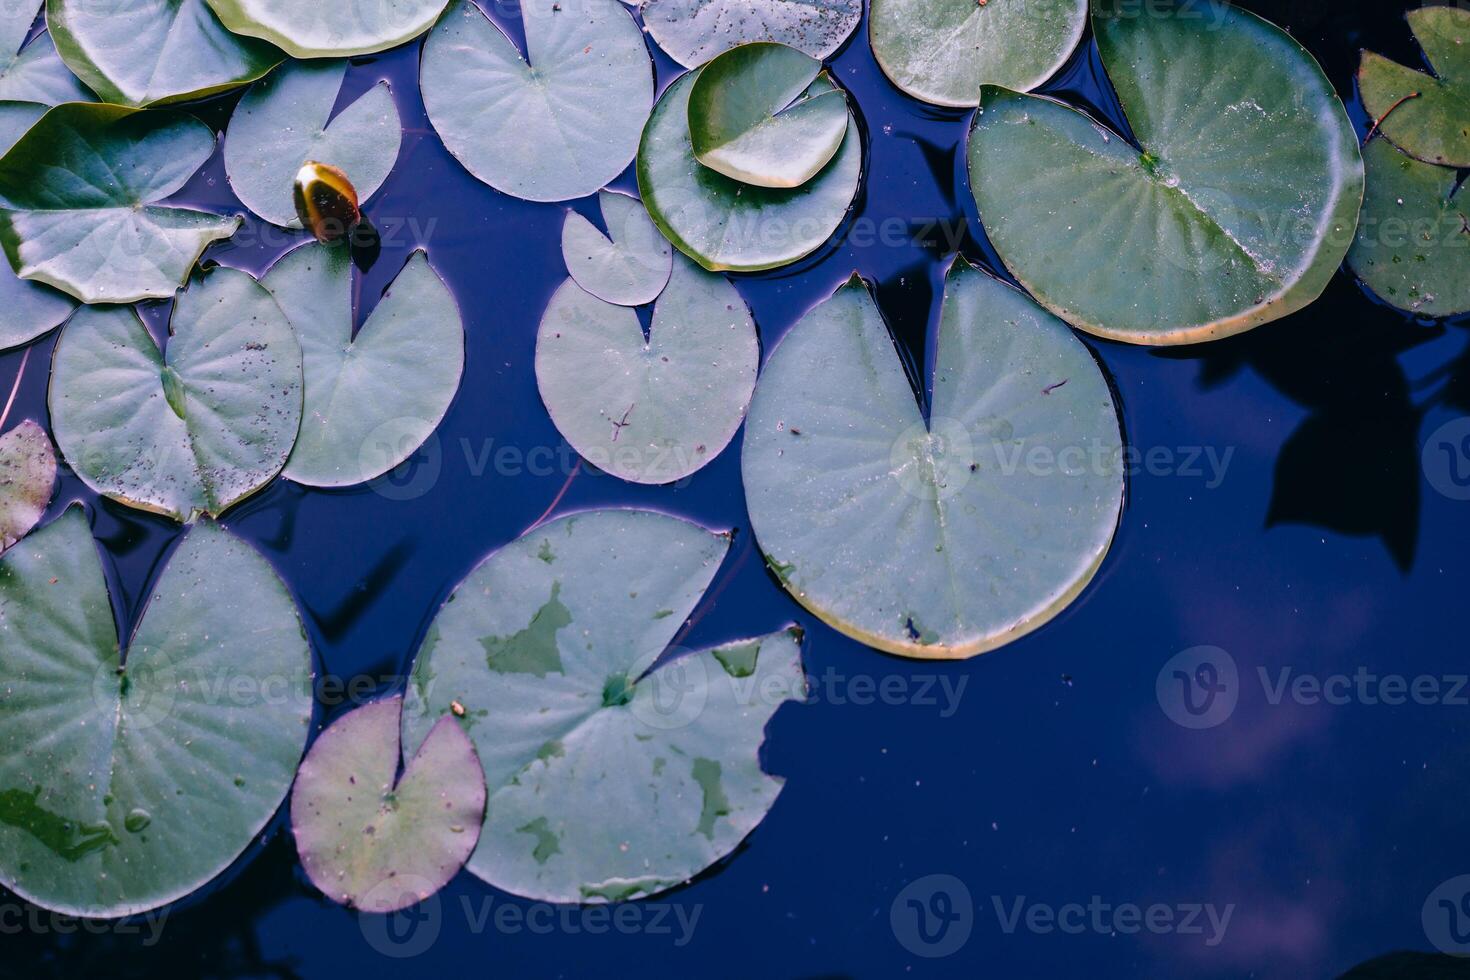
[
  {"x1": 1348, "y1": 138, "x2": 1470, "y2": 318},
  {"x1": 49, "y1": 267, "x2": 303, "y2": 522},
  {"x1": 0, "y1": 2, "x2": 91, "y2": 106},
  {"x1": 206, "y1": 0, "x2": 450, "y2": 58},
  {"x1": 688, "y1": 43, "x2": 848, "y2": 188},
  {"x1": 870, "y1": 0, "x2": 1086, "y2": 107},
  {"x1": 967, "y1": 0, "x2": 1363, "y2": 345},
  {"x1": 292, "y1": 696, "x2": 486, "y2": 913},
  {"x1": 0, "y1": 420, "x2": 54, "y2": 553},
  {"x1": 402, "y1": 509, "x2": 807, "y2": 904},
  {"x1": 0, "y1": 104, "x2": 241, "y2": 305},
  {"x1": 0, "y1": 261, "x2": 75, "y2": 352},
  {"x1": 226, "y1": 61, "x2": 402, "y2": 229},
  {"x1": 642, "y1": 0, "x2": 861, "y2": 69},
  {"x1": 742, "y1": 259, "x2": 1123, "y2": 659},
  {"x1": 639, "y1": 70, "x2": 862, "y2": 272},
  {"x1": 561, "y1": 191, "x2": 673, "y2": 307},
  {"x1": 48, "y1": 0, "x2": 281, "y2": 107},
  {"x1": 0, "y1": 507, "x2": 313, "y2": 918},
  {"x1": 262, "y1": 243, "x2": 464, "y2": 488},
  {"x1": 536, "y1": 254, "x2": 758, "y2": 484},
  {"x1": 1359, "y1": 6, "x2": 1470, "y2": 168},
  {"x1": 422, "y1": 0, "x2": 654, "y2": 203}
]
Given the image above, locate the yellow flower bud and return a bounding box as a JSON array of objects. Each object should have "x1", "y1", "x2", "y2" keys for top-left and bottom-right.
[{"x1": 293, "y1": 162, "x2": 361, "y2": 243}]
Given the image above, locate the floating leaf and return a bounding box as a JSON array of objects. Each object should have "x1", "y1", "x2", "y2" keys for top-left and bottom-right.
[
  {"x1": 48, "y1": 0, "x2": 281, "y2": 107},
  {"x1": 536, "y1": 255, "x2": 758, "y2": 484},
  {"x1": 1359, "y1": 6, "x2": 1470, "y2": 168},
  {"x1": 49, "y1": 267, "x2": 303, "y2": 522},
  {"x1": 292, "y1": 696, "x2": 486, "y2": 913},
  {"x1": 967, "y1": 0, "x2": 1363, "y2": 345},
  {"x1": 422, "y1": 0, "x2": 653, "y2": 203},
  {"x1": 870, "y1": 0, "x2": 1086, "y2": 107},
  {"x1": 742, "y1": 260, "x2": 1123, "y2": 659},
  {"x1": 206, "y1": 0, "x2": 450, "y2": 58},
  {"x1": 0, "y1": 104, "x2": 240, "y2": 304},
  {"x1": 0, "y1": 420, "x2": 54, "y2": 553},
  {"x1": 639, "y1": 71, "x2": 862, "y2": 272},
  {"x1": 688, "y1": 43, "x2": 848, "y2": 188},
  {"x1": 226, "y1": 61, "x2": 401, "y2": 229},
  {"x1": 0, "y1": 263, "x2": 74, "y2": 352},
  {"x1": 642, "y1": 0, "x2": 860, "y2": 69},
  {"x1": 0, "y1": 508, "x2": 313, "y2": 917},
  {"x1": 262, "y1": 243, "x2": 464, "y2": 488},
  {"x1": 0, "y1": 2, "x2": 91, "y2": 107},
  {"x1": 561, "y1": 191, "x2": 673, "y2": 307}
]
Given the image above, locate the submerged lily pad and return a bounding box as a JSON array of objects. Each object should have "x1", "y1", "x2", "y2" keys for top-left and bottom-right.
[
  {"x1": 1348, "y1": 139, "x2": 1470, "y2": 318},
  {"x1": 226, "y1": 61, "x2": 402, "y2": 229},
  {"x1": 642, "y1": 0, "x2": 861, "y2": 69},
  {"x1": 49, "y1": 267, "x2": 303, "y2": 522},
  {"x1": 48, "y1": 0, "x2": 281, "y2": 107},
  {"x1": 742, "y1": 260, "x2": 1123, "y2": 659},
  {"x1": 870, "y1": 0, "x2": 1085, "y2": 107},
  {"x1": 536, "y1": 254, "x2": 758, "y2": 484},
  {"x1": 293, "y1": 696, "x2": 486, "y2": 913},
  {"x1": 967, "y1": 0, "x2": 1363, "y2": 345},
  {"x1": 422, "y1": 0, "x2": 653, "y2": 203},
  {"x1": 688, "y1": 43, "x2": 848, "y2": 188},
  {"x1": 0, "y1": 104, "x2": 240, "y2": 305},
  {"x1": 561, "y1": 191, "x2": 673, "y2": 307},
  {"x1": 263, "y1": 244, "x2": 464, "y2": 488},
  {"x1": 0, "y1": 2, "x2": 91, "y2": 107},
  {"x1": 206, "y1": 0, "x2": 450, "y2": 58},
  {"x1": 639, "y1": 70, "x2": 862, "y2": 272},
  {"x1": 1359, "y1": 6, "x2": 1470, "y2": 168},
  {"x1": 0, "y1": 420, "x2": 54, "y2": 553},
  {"x1": 402, "y1": 509, "x2": 807, "y2": 904},
  {"x1": 0, "y1": 508, "x2": 313, "y2": 917}
]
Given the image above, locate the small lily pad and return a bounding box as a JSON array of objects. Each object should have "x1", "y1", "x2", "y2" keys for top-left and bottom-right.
[
  {"x1": 0, "y1": 2, "x2": 91, "y2": 107},
  {"x1": 561, "y1": 191, "x2": 673, "y2": 307},
  {"x1": 536, "y1": 254, "x2": 758, "y2": 484},
  {"x1": 742, "y1": 259, "x2": 1123, "y2": 659},
  {"x1": 0, "y1": 420, "x2": 54, "y2": 553},
  {"x1": 688, "y1": 43, "x2": 848, "y2": 188},
  {"x1": 292, "y1": 696, "x2": 486, "y2": 913},
  {"x1": 402, "y1": 509, "x2": 807, "y2": 903},
  {"x1": 0, "y1": 264, "x2": 74, "y2": 353},
  {"x1": 49, "y1": 267, "x2": 303, "y2": 522},
  {"x1": 1359, "y1": 6, "x2": 1470, "y2": 168},
  {"x1": 226, "y1": 61, "x2": 402, "y2": 229},
  {"x1": 422, "y1": 0, "x2": 654, "y2": 203},
  {"x1": 639, "y1": 70, "x2": 862, "y2": 272},
  {"x1": 642, "y1": 0, "x2": 861, "y2": 69},
  {"x1": 206, "y1": 0, "x2": 450, "y2": 58}
]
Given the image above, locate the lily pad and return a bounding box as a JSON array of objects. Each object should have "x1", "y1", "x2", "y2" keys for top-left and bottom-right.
[
  {"x1": 967, "y1": 0, "x2": 1363, "y2": 345},
  {"x1": 0, "y1": 420, "x2": 54, "y2": 553},
  {"x1": 422, "y1": 0, "x2": 654, "y2": 203},
  {"x1": 870, "y1": 0, "x2": 1086, "y2": 107},
  {"x1": 48, "y1": 0, "x2": 281, "y2": 107},
  {"x1": 688, "y1": 43, "x2": 848, "y2": 188},
  {"x1": 0, "y1": 507, "x2": 313, "y2": 918},
  {"x1": 536, "y1": 254, "x2": 758, "y2": 484},
  {"x1": 742, "y1": 259, "x2": 1123, "y2": 659},
  {"x1": 0, "y1": 104, "x2": 241, "y2": 305},
  {"x1": 1359, "y1": 6, "x2": 1470, "y2": 168},
  {"x1": 262, "y1": 243, "x2": 464, "y2": 488},
  {"x1": 1348, "y1": 138, "x2": 1470, "y2": 318},
  {"x1": 0, "y1": 264, "x2": 75, "y2": 352},
  {"x1": 49, "y1": 267, "x2": 303, "y2": 522},
  {"x1": 292, "y1": 696, "x2": 486, "y2": 913},
  {"x1": 206, "y1": 0, "x2": 450, "y2": 58},
  {"x1": 0, "y1": 2, "x2": 91, "y2": 107},
  {"x1": 402, "y1": 509, "x2": 807, "y2": 904},
  {"x1": 642, "y1": 0, "x2": 861, "y2": 69},
  {"x1": 638, "y1": 70, "x2": 862, "y2": 272},
  {"x1": 561, "y1": 191, "x2": 673, "y2": 307},
  {"x1": 226, "y1": 61, "x2": 402, "y2": 229}
]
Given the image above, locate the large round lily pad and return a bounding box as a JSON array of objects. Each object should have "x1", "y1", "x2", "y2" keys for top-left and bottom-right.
[
  {"x1": 0, "y1": 2, "x2": 91, "y2": 107},
  {"x1": 49, "y1": 267, "x2": 303, "y2": 523},
  {"x1": 0, "y1": 507, "x2": 313, "y2": 917},
  {"x1": 561, "y1": 191, "x2": 673, "y2": 307},
  {"x1": 639, "y1": 70, "x2": 862, "y2": 273},
  {"x1": 642, "y1": 0, "x2": 861, "y2": 69},
  {"x1": 967, "y1": 0, "x2": 1363, "y2": 345},
  {"x1": 536, "y1": 254, "x2": 758, "y2": 484},
  {"x1": 0, "y1": 104, "x2": 241, "y2": 304},
  {"x1": 0, "y1": 420, "x2": 54, "y2": 554},
  {"x1": 262, "y1": 243, "x2": 464, "y2": 488},
  {"x1": 1359, "y1": 6, "x2": 1470, "y2": 168},
  {"x1": 742, "y1": 259, "x2": 1123, "y2": 659},
  {"x1": 206, "y1": 0, "x2": 450, "y2": 58},
  {"x1": 422, "y1": 0, "x2": 653, "y2": 203},
  {"x1": 402, "y1": 509, "x2": 807, "y2": 903}
]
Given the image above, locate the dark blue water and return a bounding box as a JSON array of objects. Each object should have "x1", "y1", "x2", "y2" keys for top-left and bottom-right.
[{"x1": 8, "y1": 1, "x2": 1470, "y2": 977}]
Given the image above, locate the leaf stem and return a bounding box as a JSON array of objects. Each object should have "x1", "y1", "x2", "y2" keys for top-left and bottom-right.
[
  {"x1": 0, "y1": 346, "x2": 32, "y2": 432},
  {"x1": 1365, "y1": 91, "x2": 1421, "y2": 143},
  {"x1": 528, "y1": 458, "x2": 583, "y2": 530}
]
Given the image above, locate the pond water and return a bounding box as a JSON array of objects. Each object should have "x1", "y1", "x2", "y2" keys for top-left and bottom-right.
[{"x1": 8, "y1": 0, "x2": 1470, "y2": 976}]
